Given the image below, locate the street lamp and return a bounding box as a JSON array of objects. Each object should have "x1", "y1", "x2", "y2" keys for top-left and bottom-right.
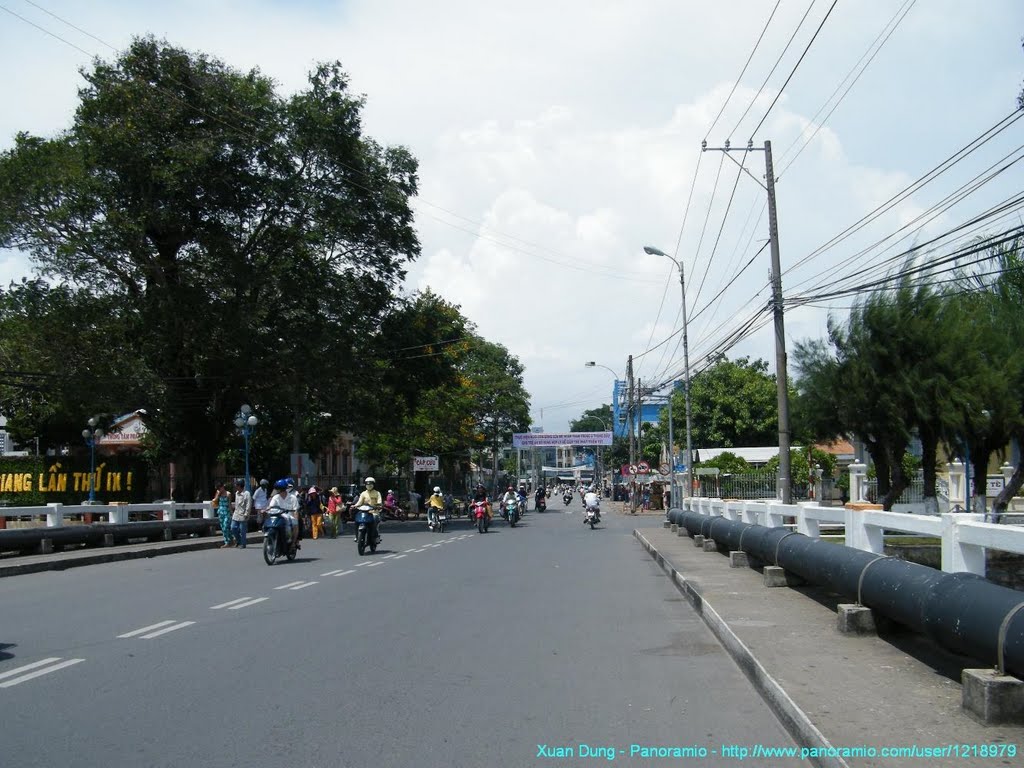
[
  {"x1": 643, "y1": 245, "x2": 693, "y2": 501},
  {"x1": 234, "y1": 404, "x2": 258, "y2": 493},
  {"x1": 81, "y1": 417, "x2": 104, "y2": 504}
]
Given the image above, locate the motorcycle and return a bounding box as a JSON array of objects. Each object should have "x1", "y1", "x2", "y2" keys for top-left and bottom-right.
[
  {"x1": 562, "y1": 492, "x2": 573, "y2": 506},
  {"x1": 354, "y1": 504, "x2": 380, "y2": 555},
  {"x1": 472, "y1": 500, "x2": 490, "y2": 533},
  {"x1": 427, "y1": 506, "x2": 447, "y2": 533},
  {"x1": 503, "y1": 498, "x2": 519, "y2": 527},
  {"x1": 584, "y1": 502, "x2": 601, "y2": 529},
  {"x1": 263, "y1": 510, "x2": 298, "y2": 565},
  {"x1": 536, "y1": 496, "x2": 546, "y2": 512}
]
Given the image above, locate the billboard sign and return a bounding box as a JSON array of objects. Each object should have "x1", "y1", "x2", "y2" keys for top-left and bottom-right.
[{"x1": 512, "y1": 431, "x2": 612, "y2": 447}]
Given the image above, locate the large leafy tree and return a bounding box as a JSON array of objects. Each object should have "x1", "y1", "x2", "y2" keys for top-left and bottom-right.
[
  {"x1": 0, "y1": 38, "x2": 419, "y2": 495},
  {"x1": 663, "y1": 355, "x2": 779, "y2": 448}
]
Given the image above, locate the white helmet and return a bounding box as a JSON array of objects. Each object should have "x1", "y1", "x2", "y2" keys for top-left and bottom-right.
[
  {"x1": 433, "y1": 486, "x2": 441, "y2": 493},
  {"x1": 365, "y1": 477, "x2": 376, "y2": 485}
]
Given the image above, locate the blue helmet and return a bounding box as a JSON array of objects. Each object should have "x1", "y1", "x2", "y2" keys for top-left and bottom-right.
[{"x1": 273, "y1": 478, "x2": 289, "y2": 490}]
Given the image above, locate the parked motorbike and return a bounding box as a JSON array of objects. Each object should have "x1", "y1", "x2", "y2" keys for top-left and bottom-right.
[
  {"x1": 584, "y1": 502, "x2": 601, "y2": 529},
  {"x1": 354, "y1": 504, "x2": 380, "y2": 555},
  {"x1": 473, "y1": 500, "x2": 490, "y2": 533},
  {"x1": 263, "y1": 510, "x2": 298, "y2": 565}
]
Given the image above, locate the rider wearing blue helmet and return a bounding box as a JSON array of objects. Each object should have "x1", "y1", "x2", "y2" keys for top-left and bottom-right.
[{"x1": 265, "y1": 478, "x2": 298, "y2": 545}]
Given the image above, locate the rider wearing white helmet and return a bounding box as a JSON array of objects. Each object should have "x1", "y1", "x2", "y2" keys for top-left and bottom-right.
[
  {"x1": 427, "y1": 485, "x2": 444, "y2": 525},
  {"x1": 355, "y1": 477, "x2": 383, "y2": 544}
]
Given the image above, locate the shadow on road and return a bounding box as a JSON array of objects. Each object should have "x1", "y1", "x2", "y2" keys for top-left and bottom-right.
[{"x1": 0, "y1": 642, "x2": 15, "y2": 661}]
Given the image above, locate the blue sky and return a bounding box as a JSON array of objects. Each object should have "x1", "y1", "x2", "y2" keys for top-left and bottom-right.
[{"x1": 1, "y1": 0, "x2": 1022, "y2": 431}]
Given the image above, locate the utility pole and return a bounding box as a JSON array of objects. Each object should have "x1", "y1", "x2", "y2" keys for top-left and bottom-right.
[
  {"x1": 701, "y1": 138, "x2": 792, "y2": 504},
  {"x1": 627, "y1": 355, "x2": 635, "y2": 468}
]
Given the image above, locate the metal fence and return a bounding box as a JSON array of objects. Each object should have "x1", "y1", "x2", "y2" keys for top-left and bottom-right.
[{"x1": 693, "y1": 471, "x2": 817, "y2": 501}]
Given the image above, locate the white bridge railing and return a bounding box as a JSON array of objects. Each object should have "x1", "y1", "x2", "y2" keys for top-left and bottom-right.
[
  {"x1": 0, "y1": 502, "x2": 214, "y2": 526},
  {"x1": 682, "y1": 497, "x2": 1024, "y2": 577}
]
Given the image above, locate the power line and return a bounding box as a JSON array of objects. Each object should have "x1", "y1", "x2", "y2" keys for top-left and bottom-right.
[{"x1": 747, "y1": 0, "x2": 840, "y2": 141}]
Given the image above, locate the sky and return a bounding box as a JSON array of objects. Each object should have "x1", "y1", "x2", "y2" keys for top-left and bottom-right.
[{"x1": 1, "y1": 0, "x2": 1022, "y2": 432}]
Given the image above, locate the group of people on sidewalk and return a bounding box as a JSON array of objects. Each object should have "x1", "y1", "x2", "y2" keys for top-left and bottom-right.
[{"x1": 211, "y1": 479, "x2": 351, "y2": 549}]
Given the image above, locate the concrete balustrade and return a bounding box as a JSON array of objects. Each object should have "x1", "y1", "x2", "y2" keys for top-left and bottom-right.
[
  {"x1": 678, "y1": 496, "x2": 1024, "y2": 577},
  {"x1": 0, "y1": 501, "x2": 213, "y2": 526}
]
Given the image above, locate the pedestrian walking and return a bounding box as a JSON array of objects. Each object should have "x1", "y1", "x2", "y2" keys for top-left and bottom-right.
[
  {"x1": 253, "y1": 478, "x2": 269, "y2": 527},
  {"x1": 325, "y1": 487, "x2": 343, "y2": 538},
  {"x1": 231, "y1": 479, "x2": 252, "y2": 548},
  {"x1": 306, "y1": 486, "x2": 325, "y2": 539},
  {"x1": 214, "y1": 482, "x2": 232, "y2": 547}
]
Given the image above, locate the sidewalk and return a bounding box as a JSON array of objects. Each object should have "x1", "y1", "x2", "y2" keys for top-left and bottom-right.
[
  {"x1": 635, "y1": 524, "x2": 1024, "y2": 768},
  {"x1": 0, "y1": 534, "x2": 262, "y2": 578}
]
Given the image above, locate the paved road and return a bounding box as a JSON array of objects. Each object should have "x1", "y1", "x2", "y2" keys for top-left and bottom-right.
[{"x1": 1, "y1": 507, "x2": 799, "y2": 767}]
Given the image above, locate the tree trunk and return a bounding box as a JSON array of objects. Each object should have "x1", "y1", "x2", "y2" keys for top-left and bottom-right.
[
  {"x1": 994, "y1": 457, "x2": 1023, "y2": 514},
  {"x1": 867, "y1": 444, "x2": 890, "y2": 502},
  {"x1": 972, "y1": 452, "x2": 989, "y2": 515}
]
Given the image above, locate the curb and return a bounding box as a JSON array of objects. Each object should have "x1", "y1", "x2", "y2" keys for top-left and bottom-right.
[
  {"x1": 633, "y1": 528, "x2": 848, "y2": 768},
  {"x1": 0, "y1": 536, "x2": 260, "y2": 578}
]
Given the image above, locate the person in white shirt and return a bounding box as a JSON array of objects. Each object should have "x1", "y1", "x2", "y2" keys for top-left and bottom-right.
[
  {"x1": 230, "y1": 479, "x2": 253, "y2": 548},
  {"x1": 252, "y1": 479, "x2": 269, "y2": 526},
  {"x1": 584, "y1": 486, "x2": 601, "y2": 522}
]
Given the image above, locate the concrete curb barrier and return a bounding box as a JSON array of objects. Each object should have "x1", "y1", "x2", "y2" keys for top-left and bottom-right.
[{"x1": 634, "y1": 528, "x2": 848, "y2": 768}]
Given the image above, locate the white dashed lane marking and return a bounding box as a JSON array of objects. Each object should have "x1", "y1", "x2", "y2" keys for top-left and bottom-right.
[
  {"x1": 331, "y1": 569, "x2": 355, "y2": 577},
  {"x1": 289, "y1": 581, "x2": 318, "y2": 590},
  {"x1": 117, "y1": 620, "x2": 177, "y2": 638},
  {"x1": 138, "y1": 621, "x2": 195, "y2": 640},
  {"x1": 274, "y1": 581, "x2": 305, "y2": 590},
  {"x1": 0, "y1": 658, "x2": 85, "y2": 688},
  {"x1": 383, "y1": 554, "x2": 399, "y2": 559},
  {"x1": 210, "y1": 597, "x2": 255, "y2": 610},
  {"x1": 393, "y1": 554, "x2": 407, "y2": 560},
  {"x1": 366, "y1": 561, "x2": 384, "y2": 567},
  {"x1": 321, "y1": 569, "x2": 349, "y2": 576},
  {"x1": 228, "y1": 598, "x2": 268, "y2": 610}
]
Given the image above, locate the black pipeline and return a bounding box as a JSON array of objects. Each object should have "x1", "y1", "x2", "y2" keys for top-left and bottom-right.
[
  {"x1": 0, "y1": 519, "x2": 214, "y2": 554},
  {"x1": 667, "y1": 508, "x2": 1024, "y2": 679}
]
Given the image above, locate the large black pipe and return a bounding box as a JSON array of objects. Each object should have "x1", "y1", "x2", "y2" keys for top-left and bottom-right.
[{"x1": 670, "y1": 509, "x2": 1024, "y2": 679}]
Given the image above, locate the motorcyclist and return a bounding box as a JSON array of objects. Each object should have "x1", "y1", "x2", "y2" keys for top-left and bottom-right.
[
  {"x1": 266, "y1": 478, "x2": 298, "y2": 546},
  {"x1": 517, "y1": 484, "x2": 528, "y2": 512},
  {"x1": 501, "y1": 485, "x2": 518, "y2": 519},
  {"x1": 354, "y1": 477, "x2": 383, "y2": 544},
  {"x1": 383, "y1": 489, "x2": 398, "y2": 517},
  {"x1": 535, "y1": 485, "x2": 547, "y2": 510},
  {"x1": 427, "y1": 486, "x2": 445, "y2": 526},
  {"x1": 472, "y1": 483, "x2": 493, "y2": 520},
  {"x1": 584, "y1": 485, "x2": 601, "y2": 522}
]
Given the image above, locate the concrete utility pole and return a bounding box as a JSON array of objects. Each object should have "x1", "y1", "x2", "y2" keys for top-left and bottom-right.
[
  {"x1": 627, "y1": 355, "x2": 635, "y2": 469},
  {"x1": 701, "y1": 138, "x2": 792, "y2": 503}
]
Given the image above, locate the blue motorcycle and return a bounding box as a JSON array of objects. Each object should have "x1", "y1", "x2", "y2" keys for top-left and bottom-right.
[
  {"x1": 504, "y1": 498, "x2": 519, "y2": 527},
  {"x1": 354, "y1": 505, "x2": 380, "y2": 556},
  {"x1": 263, "y1": 510, "x2": 298, "y2": 565}
]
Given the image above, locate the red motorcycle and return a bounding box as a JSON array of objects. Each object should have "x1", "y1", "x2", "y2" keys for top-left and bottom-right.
[{"x1": 472, "y1": 500, "x2": 490, "y2": 534}]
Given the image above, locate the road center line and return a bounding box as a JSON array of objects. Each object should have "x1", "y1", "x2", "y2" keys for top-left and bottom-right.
[
  {"x1": 0, "y1": 658, "x2": 62, "y2": 681},
  {"x1": 320, "y1": 569, "x2": 347, "y2": 576},
  {"x1": 382, "y1": 554, "x2": 398, "y2": 559},
  {"x1": 354, "y1": 562, "x2": 371, "y2": 567},
  {"x1": 274, "y1": 581, "x2": 305, "y2": 590},
  {"x1": 332, "y1": 569, "x2": 355, "y2": 577},
  {"x1": 366, "y1": 561, "x2": 384, "y2": 567},
  {"x1": 289, "y1": 581, "x2": 318, "y2": 590},
  {"x1": 139, "y1": 621, "x2": 195, "y2": 639},
  {"x1": 117, "y1": 620, "x2": 177, "y2": 638},
  {"x1": 210, "y1": 597, "x2": 254, "y2": 610},
  {"x1": 393, "y1": 554, "x2": 407, "y2": 560},
  {"x1": 227, "y1": 597, "x2": 269, "y2": 610},
  {"x1": 0, "y1": 659, "x2": 84, "y2": 688},
  {"x1": 404, "y1": 549, "x2": 418, "y2": 553}
]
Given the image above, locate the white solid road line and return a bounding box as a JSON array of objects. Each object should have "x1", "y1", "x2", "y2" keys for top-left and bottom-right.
[
  {"x1": 0, "y1": 657, "x2": 62, "y2": 681},
  {"x1": 117, "y1": 620, "x2": 177, "y2": 638},
  {"x1": 227, "y1": 597, "x2": 268, "y2": 610},
  {"x1": 366, "y1": 561, "x2": 384, "y2": 567},
  {"x1": 0, "y1": 658, "x2": 84, "y2": 688},
  {"x1": 332, "y1": 569, "x2": 355, "y2": 577},
  {"x1": 274, "y1": 581, "x2": 305, "y2": 590},
  {"x1": 210, "y1": 597, "x2": 254, "y2": 610},
  {"x1": 289, "y1": 581, "x2": 318, "y2": 590},
  {"x1": 139, "y1": 621, "x2": 196, "y2": 640}
]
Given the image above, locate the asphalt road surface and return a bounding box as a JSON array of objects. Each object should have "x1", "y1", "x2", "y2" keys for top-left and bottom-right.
[{"x1": 1, "y1": 505, "x2": 800, "y2": 767}]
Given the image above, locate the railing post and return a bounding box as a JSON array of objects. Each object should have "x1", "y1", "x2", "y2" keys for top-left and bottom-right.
[
  {"x1": 941, "y1": 513, "x2": 986, "y2": 574},
  {"x1": 848, "y1": 462, "x2": 867, "y2": 504},
  {"x1": 162, "y1": 501, "x2": 177, "y2": 522},
  {"x1": 46, "y1": 502, "x2": 64, "y2": 528},
  {"x1": 948, "y1": 461, "x2": 966, "y2": 509},
  {"x1": 845, "y1": 507, "x2": 884, "y2": 553},
  {"x1": 766, "y1": 503, "x2": 786, "y2": 528},
  {"x1": 796, "y1": 501, "x2": 820, "y2": 537}
]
